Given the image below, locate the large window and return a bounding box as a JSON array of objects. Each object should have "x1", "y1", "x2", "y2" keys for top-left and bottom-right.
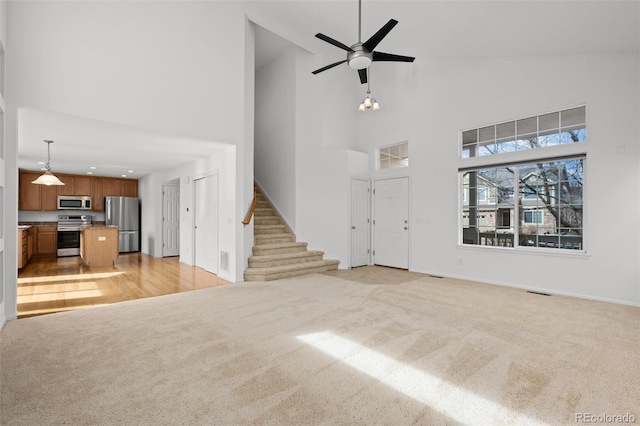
[{"x1": 460, "y1": 107, "x2": 586, "y2": 251}]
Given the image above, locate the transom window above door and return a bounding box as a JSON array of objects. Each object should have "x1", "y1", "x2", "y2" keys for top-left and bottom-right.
[{"x1": 378, "y1": 142, "x2": 409, "y2": 170}]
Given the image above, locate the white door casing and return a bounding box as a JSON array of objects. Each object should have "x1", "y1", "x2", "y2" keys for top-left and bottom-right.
[
  {"x1": 350, "y1": 179, "x2": 370, "y2": 267},
  {"x1": 373, "y1": 177, "x2": 409, "y2": 269},
  {"x1": 162, "y1": 184, "x2": 180, "y2": 257},
  {"x1": 194, "y1": 174, "x2": 218, "y2": 273}
]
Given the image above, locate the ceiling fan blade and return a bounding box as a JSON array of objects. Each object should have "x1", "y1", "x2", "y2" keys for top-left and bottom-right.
[
  {"x1": 358, "y1": 68, "x2": 368, "y2": 84},
  {"x1": 315, "y1": 33, "x2": 354, "y2": 52},
  {"x1": 373, "y1": 51, "x2": 415, "y2": 63},
  {"x1": 362, "y1": 19, "x2": 398, "y2": 52},
  {"x1": 312, "y1": 60, "x2": 347, "y2": 75}
]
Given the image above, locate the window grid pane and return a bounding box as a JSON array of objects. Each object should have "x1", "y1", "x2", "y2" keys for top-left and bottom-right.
[
  {"x1": 462, "y1": 107, "x2": 586, "y2": 157},
  {"x1": 461, "y1": 158, "x2": 584, "y2": 251},
  {"x1": 379, "y1": 142, "x2": 409, "y2": 170}
]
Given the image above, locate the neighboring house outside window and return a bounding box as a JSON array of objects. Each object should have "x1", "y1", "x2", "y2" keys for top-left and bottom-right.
[{"x1": 460, "y1": 106, "x2": 585, "y2": 251}]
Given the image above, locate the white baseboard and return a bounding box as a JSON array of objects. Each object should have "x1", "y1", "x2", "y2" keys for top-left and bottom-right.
[{"x1": 410, "y1": 267, "x2": 640, "y2": 307}]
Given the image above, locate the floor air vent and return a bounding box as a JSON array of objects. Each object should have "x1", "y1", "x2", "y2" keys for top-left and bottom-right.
[{"x1": 527, "y1": 290, "x2": 551, "y2": 296}]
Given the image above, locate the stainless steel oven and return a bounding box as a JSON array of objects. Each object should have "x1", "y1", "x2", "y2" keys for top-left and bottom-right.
[{"x1": 57, "y1": 215, "x2": 92, "y2": 257}]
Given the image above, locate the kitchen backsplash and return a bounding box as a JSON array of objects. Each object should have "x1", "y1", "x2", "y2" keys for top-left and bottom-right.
[{"x1": 19, "y1": 210, "x2": 106, "y2": 223}]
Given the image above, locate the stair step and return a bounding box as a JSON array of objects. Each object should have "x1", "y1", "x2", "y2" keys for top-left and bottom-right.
[
  {"x1": 254, "y1": 207, "x2": 275, "y2": 216},
  {"x1": 248, "y1": 250, "x2": 325, "y2": 268},
  {"x1": 255, "y1": 217, "x2": 281, "y2": 225},
  {"x1": 252, "y1": 242, "x2": 308, "y2": 256},
  {"x1": 254, "y1": 224, "x2": 287, "y2": 235},
  {"x1": 244, "y1": 260, "x2": 340, "y2": 281},
  {"x1": 255, "y1": 233, "x2": 295, "y2": 245}
]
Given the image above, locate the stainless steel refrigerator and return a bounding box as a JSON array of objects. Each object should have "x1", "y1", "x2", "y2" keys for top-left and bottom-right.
[{"x1": 105, "y1": 196, "x2": 140, "y2": 253}]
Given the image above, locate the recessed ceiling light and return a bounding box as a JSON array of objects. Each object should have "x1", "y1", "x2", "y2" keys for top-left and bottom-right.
[
  {"x1": 86, "y1": 171, "x2": 94, "y2": 175},
  {"x1": 40, "y1": 167, "x2": 47, "y2": 171},
  {"x1": 121, "y1": 174, "x2": 127, "y2": 178},
  {"x1": 127, "y1": 170, "x2": 134, "y2": 173},
  {"x1": 37, "y1": 161, "x2": 45, "y2": 165},
  {"x1": 89, "y1": 166, "x2": 97, "y2": 170}
]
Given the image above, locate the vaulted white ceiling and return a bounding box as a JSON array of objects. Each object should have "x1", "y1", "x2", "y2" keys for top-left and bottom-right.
[{"x1": 16, "y1": 1, "x2": 639, "y2": 178}]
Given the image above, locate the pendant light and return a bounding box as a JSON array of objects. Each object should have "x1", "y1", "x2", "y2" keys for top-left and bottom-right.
[
  {"x1": 357, "y1": 67, "x2": 380, "y2": 111},
  {"x1": 32, "y1": 140, "x2": 65, "y2": 186}
]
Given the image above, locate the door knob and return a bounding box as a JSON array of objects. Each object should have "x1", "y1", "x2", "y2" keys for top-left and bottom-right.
[
  {"x1": 352, "y1": 226, "x2": 356, "y2": 229},
  {"x1": 404, "y1": 226, "x2": 408, "y2": 230}
]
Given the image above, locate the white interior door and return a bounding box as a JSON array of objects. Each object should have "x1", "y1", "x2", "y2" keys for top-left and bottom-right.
[
  {"x1": 350, "y1": 179, "x2": 370, "y2": 267},
  {"x1": 373, "y1": 177, "x2": 409, "y2": 269},
  {"x1": 162, "y1": 184, "x2": 180, "y2": 257},
  {"x1": 194, "y1": 174, "x2": 218, "y2": 273}
]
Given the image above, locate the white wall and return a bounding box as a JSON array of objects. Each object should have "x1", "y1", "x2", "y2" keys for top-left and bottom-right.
[
  {"x1": 292, "y1": 49, "x2": 370, "y2": 266},
  {"x1": 139, "y1": 171, "x2": 172, "y2": 258},
  {"x1": 168, "y1": 146, "x2": 238, "y2": 283},
  {"x1": 255, "y1": 45, "x2": 296, "y2": 228},
  {"x1": 361, "y1": 52, "x2": 640, "y2": 305},
  {"x1": 0, "y1": 0, "x2": 7, "y2": 327}
]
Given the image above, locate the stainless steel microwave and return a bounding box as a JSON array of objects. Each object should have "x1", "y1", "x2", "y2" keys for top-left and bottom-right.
[{"x1": 57, "y1": 195, "x2": 92, "y2": 211}]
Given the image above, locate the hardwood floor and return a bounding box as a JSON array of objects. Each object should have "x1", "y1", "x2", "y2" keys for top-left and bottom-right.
[{"x1": 17, "y1": 253, "x2": 229, "y2": 318}]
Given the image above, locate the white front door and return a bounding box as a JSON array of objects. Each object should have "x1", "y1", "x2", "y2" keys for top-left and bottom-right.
[
  {"x1": 350, "y1": 179, "x2": 370, "y2": 267},
  {"x1": 194, "y1": 174, "x2": 218, "y2": 273},
  {"x1": 162, "y1": 184, "x2": 180, "y2": 257},
  {"x1": 373, "y1": 177, "x2": 409, "y2": 269}
]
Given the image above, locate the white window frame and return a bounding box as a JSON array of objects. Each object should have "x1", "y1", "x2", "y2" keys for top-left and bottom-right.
[
  {"x1": 458, "y1": 105, "x2": 588, "y2": 254},
  {"x1": 377, "y1": 141, "x2": 409, "y2": 171}
]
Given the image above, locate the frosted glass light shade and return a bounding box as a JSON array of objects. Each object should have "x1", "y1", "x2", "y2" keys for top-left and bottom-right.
[
  {"x1": 32, "y1": 171, "x2": 65, "y2": 186},
  {"x1": 348, "y1": 56, "x2": 372, "y2": 70},
  {"x1": 372, "y1": 100, "x2": 380, "y2": 111},
  {"x1": 358, "y1": 103, "x2": 366, "y2": 112}
]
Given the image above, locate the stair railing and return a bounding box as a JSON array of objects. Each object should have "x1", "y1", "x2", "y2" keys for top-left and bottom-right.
[{"x1": 242, "y1": 189, "x2": 258, "y2": 225}]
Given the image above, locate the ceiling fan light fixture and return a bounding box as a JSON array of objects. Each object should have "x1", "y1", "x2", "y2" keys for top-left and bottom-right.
[
  {"x1": 358, "y1": 68, "x2": 380, "y2": 112},
  {"x1": 348, "y1": 56, "x2": 372, "y2": 70}
]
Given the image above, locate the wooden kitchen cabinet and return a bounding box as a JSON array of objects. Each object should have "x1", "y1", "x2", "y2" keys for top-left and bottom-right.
[
  {"x1": 42, "y1": 185, "x2": 58, "y2": 211},
  {"x1": 19, "y1": 170, "x2": 138, "y2": 212},
  {"x1": 103, "y1": 178, "x2": 122, "y2": 197},
  {"x1": 56, "y1": 174, "x2": 75, "y2": 195},
  {"x1": 122, "y1": 179, "x2": 138, "y2": 197},
  {"x1": 35, "y1": 226, "x2": 57, "y2": 255},
  {"x1": 81, "y1": 227, "x2": 119, "y2": 267},
  {"x1": 19, "y1": 171, "x2": 43, "y2": 211},
  {"x1": 74, "y1": 176, "x2": 92, "y2": 195},
  {"x1": 18, "y1": 227, "x2": 33, "y2": 269},
  {"x1": 92, "y1": 177, "x2": 105, "y2": 212}
]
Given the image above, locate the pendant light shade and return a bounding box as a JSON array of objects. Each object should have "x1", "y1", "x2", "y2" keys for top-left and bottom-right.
[
  {"x1": 32, "y1": 140, "x2": 65, "y2": 186},
  {"x1": 357, "y1": 68, "x2": 380, "y2": 112}
]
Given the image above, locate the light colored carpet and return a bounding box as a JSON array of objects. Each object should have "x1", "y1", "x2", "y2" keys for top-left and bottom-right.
[{"x1": 1, "y1": 268, "x2": 638, "y2": 425}]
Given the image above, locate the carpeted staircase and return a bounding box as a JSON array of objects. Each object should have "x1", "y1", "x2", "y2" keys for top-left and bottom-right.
[{"x1": 244, "y1": 188, "x2": 339, "y2": 281}]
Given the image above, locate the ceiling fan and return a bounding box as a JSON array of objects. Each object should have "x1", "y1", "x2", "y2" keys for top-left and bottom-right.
[{"x1": 312, "y1": 0, "x2": 415, "y2": 84}]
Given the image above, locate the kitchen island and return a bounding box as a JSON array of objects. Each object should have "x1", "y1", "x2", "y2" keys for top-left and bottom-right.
[{"x1": 80, "y1": 226, "x2": 119, "y2": 267}]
